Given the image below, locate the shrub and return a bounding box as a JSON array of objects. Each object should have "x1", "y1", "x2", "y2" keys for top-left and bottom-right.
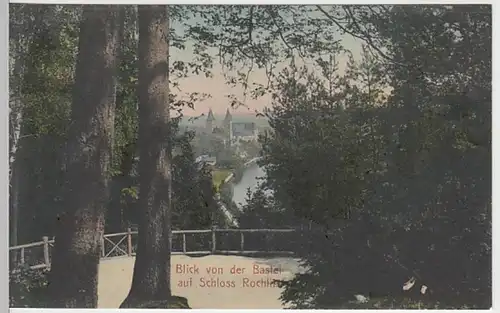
[{"x1": 10, "y1": 265, "x2": 49, "y2": 308}]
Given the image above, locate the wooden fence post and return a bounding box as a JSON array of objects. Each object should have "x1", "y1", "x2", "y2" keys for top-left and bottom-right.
[
  {"x1": 42, "y1": 236, "x2": 50, "y2": 268},
  {"x1": 240, "y1": 232, "x2": 245, "y2": 251},
  {"x1": 100, "y1": 235, "x2": 105, "y2": 257},
  {"x1": 182, "y1": 233, "x2": 187, "y2": 254},
  {"x1": 211, "y1": 226, "x2": 216, "y2": 254},
  {"x1": 127, "y1": 228, "x2": 132, "y2": 257},
  {"x1": 20, "y1": 247, "x2": 25, "y2": 265}
]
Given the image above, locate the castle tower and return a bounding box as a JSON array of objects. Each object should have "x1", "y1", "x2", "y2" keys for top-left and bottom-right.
[
  {"x1": 206, "y1": 108, "x2": 215, "y2": 133},
  {"x1": 223, "y1": 108, "x2": 232, "y2": 131},
  {"x1": 223, "y1": 108, "x2": 233, "y2": 145}
]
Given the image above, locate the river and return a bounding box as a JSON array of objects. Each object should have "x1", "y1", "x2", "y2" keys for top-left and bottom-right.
[{"x1": 232, "y1": 163, "x2": 266, "y2": 207}]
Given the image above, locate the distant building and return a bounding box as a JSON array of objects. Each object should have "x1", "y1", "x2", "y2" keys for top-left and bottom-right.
[
  {"x1": 195, "y1": 154, "x2": 217, "y2": 169},
  {"x1": 201, "y1": 108, "x2": 258, "y2": 147},
  {"x1": 223, "y1": 108, "x2": 232, "y2": 132},
  {"x1": 206, "y1": 108, "x2": 215, "y2": 133},
  {"x1": 230, "y1": 121, "x2": 258, "y2": 144}
]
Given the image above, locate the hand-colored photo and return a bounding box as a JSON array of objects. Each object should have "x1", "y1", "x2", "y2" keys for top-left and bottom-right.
[{"x1": 8, "y1": 3, "x2": 491, "y2": 309}]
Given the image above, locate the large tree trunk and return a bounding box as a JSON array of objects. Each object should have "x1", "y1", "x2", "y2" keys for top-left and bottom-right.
[
  {"x1": 47, "y1": 6, "x2": 123, "y2": 308},
  {"x1": 9, "y1": 154, "x2": 20, "y2": 247},
  {"x1": 120, "y1": 5, "x2": 174, "y2": 308}
]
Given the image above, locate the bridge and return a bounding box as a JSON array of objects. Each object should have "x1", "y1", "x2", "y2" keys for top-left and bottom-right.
[{"x1": 9, "y1": 227, "x2": 296, "y2": 271}]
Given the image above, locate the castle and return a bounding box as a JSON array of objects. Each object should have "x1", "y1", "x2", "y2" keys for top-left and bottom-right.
[{"x1": 204, "y1": 108, "x2": 258, "y2": 146}]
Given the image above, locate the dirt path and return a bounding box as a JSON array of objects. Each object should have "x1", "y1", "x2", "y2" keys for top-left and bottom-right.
[{"x1": 98, "y1": 255, "x2": 304, "y2": 309}]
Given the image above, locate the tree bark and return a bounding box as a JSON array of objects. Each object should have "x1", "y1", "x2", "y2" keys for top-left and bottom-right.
[
  {"x1": 47, "y1": 5, "x2": 123, "y2": 308},
  {"x1": 9, "y1": 156, "x2": 20, "y2": 247},
  {"x1": 120, "y1": 5, "x2": 173, "y2": 308}
]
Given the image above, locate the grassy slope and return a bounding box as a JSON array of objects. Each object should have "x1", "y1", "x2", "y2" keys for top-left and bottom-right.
[{"x1": 212, "y1": 169, "x2": 232, "y2": 191}]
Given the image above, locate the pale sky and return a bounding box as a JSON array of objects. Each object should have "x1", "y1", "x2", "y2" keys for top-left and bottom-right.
[{"x1": 171, "y1": 26, "x2": 364, "y2": 116}]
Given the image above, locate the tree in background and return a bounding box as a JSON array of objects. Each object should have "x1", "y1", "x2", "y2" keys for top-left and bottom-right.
[
  {"x1": 219, "y1": 182, "x2": 238, "y2": 216},
  {"x1": 106, "y1": 6, "x2": 140, "y2": 233},
  {"x1": 238, "y1": 139, "x2": 261, "y2": 159},
  {"x1": 9, "y1": 5, "x2": 80, "y2": 246},
  {"x1": 255, "y1": 5, "x2": 491, "y2": 309},
  {"x1": 237, "y1": 186, "x2": 293, "y2": 251},
  {"x1": 238, "y1": 185, "x2": 287, "y2": 229},
  {"x1": 8, "y1": 6, "x2": 226, "y2": 307},
  {"x1": 171, "y1": 128, "x2": 219, "y2": 230},
  {"x1": 120, "y1": 5, "x2": 174, "y2": 307},
  {"x1": 257, "y1": 56, "x2": 380, "y2": 307},
  {"x1": 47, "y1": 5, "x2": 124, "y2": 307},
  {"x1": 360, "y1": 5, "x2": 491, "y2": 306},
  {"x1": 8, "y1": 6, "x2": 142, "y2": 242},
  {"x1": 8, "y1": 4, "x2": 491, "y2": 309}
]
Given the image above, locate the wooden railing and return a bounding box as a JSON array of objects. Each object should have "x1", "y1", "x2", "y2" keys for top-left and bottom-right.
[{"x1": 9, "y1": 228, "x2": 296, "y2": 271}]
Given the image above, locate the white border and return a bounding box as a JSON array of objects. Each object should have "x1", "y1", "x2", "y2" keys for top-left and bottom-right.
[
  {"x1": 491, "y1": 0, "x2": 498, "y2": 309},
  {"x1": 7, "y1": 0, "x2": 496, "y2": 4},
  {"x1": 2, "y1": 0, "x2": 10, "y2": 311},
  {"x1": 6, "y1": 0, "x2": 497, "y2": 312},
  {"x1": 7, "y1": 309, "x2": 491, "y2": 313}
]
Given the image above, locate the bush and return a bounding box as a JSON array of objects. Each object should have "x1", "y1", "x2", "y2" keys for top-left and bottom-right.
[
  {"x1": 10, "y1": 265, "x2": 49, "y2": 308},
  {"x1": 219, "y1": 182, "x2": 234, "y2": 205},
  {"x1": 212, "y1": 169, "x2": 232, "y2": 191},
  {"x1": 126, "y1": 296, "x2": 191, "y2": 308},
  {"x1": 232, "y1": 166, "x2": 244, "y2": 184},
  {"x1": 320, "y1": 297, "x2": 483, "y2": 309}
]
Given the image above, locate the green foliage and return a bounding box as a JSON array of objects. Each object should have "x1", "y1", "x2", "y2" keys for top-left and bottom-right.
[
  {"x1": 133, "y1": 296, "x2": 191, "y2": 308},
  {"x1": 231, "y1": 166, "x2": 245, "y2": 184},
  {"x1": 262, "y1": 62, "x2": 370, "y2": 227},
  {"x1": 9, "y1": 266, "x2": 49, "y2": 308},
  {"x1": 11, "y1": 6, "x2": 80, "y2": 244},
  {"x1": 218, "y1": 182, "x2": 242, "y2": 222},
  {"x1": 120, "y1": 186, "x2": 139, "y2": 202},
  {"x1": 171, "y1": 129, "x2": 222, "y2": 230},
  {"x1": 253, "y1": 6, "x2": 491, "y2": 309},
  {"x1": 219, "y1": 181, "x2": 233, "y2": 204},
  {"x1": 187, "y1": 6, "x2": 342, "y2": 104},
  {"x1": 317, "y1": 297, "x2": 483, "y2": 309},
  {"x1": 238, "y1": 185, "x2": 283, "y2": 228},
  {"x1": 237, "y1": 139, "x2": 261, "y2": 159},
  {"x1": 112, "y1": 7, "x2": 139, "y2": 178},
  {"x1": 9, "y1": 4, "x2": 490, "y2": 309},
  {"x1": 212, "y1": 169, "x2": 232, "y2": 191}
]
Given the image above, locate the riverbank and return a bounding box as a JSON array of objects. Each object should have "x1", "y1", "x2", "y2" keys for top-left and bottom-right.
[
  {"x1": 214, "y1": 157, "x2": 262, "y2": 187},
  {"x1": 232, "y1": 163, "x2": 266, "y2": 207},
  {"x1": 211, "y1": 158, "x2": 264, "y2": 226}
]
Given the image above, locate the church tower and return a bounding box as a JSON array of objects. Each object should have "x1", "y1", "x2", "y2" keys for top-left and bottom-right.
[
  {"x1": 206, "y1": 108, "x2": 215, "y2": 133},
  {"x1": 223, "y1": 108, "x2": 232, "y2": 131},
  {"x1": 223, "y1": 108, "x2": 232, "y2": 145}
]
